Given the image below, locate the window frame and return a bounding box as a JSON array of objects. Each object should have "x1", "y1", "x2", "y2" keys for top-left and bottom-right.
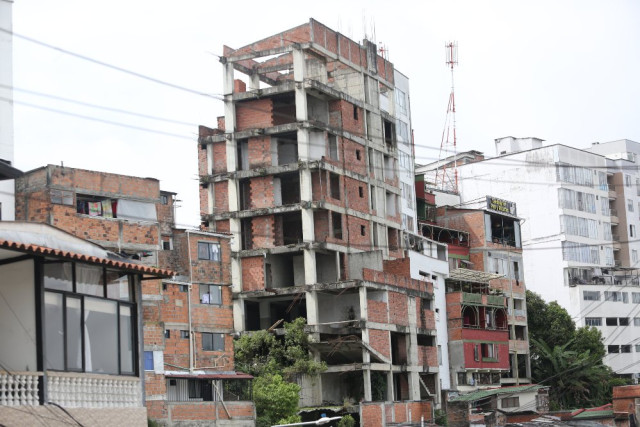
[
  {"x1": 197, "y1": 241, "x2": 221, "y2": 262},
  {"x1": 202, "y1": 332, "x2": 225, "y2": 352},
  {"x1": 43, "y1": 262, "x2": 138, "y2": 376},
  {"x1": 199, "y1": 284, "x2": 223, "y2": 305}
]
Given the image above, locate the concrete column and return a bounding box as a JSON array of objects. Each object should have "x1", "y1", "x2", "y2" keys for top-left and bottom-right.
[
  {"x1": 305, "y1": 290, "x2": 320, "y2": 326},
  {"x1": 249, "y1": 73, "x2": 260, "y2": 91},
  {"x1": 359, "y1": 287, "x2": 372, "y2": 401},
  {"x1": 292, "y1": 48, "x2": 308, "y2": 122},
  {"x1": 363, "y1": 369, "x2": 372, "y2": 402},
  {"x1": 386, "y1": 371, "x2": 394, "y2": 401},
  {"x1": 259, "y1": 300, "x2": 271, "y2": 330},
  {"x1": 233, "y1": 299, "x2": 245, "y2": 332},
  {"x1": 407, "y1": 296, "x2": 421, "y2": 401}
]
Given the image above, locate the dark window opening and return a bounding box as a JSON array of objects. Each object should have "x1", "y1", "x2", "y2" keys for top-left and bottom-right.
[
  {"x1": 606, "y1": 317, "x2": 618, "y2": 326},
  {"x1": 359, "y1": 186, "x2": 364, "y2": 198},
  {"x1": 486, "y1": 213, "x2": 521, "y2": 247},
  {"x1": 280, "y1": 173, "x2": 301, "y2": 205},
  {"x1": 353, "y1": 105, "x2": 358, "y2": 120},
  {"x1": 328, "y1": 134, "x2": 338, "y2": 161},
  {"x1": 360, "y1": 225, "x2": 366, "y2": 236},
  {"x1": 329, "y1": 173, "x2": 340, "y2": 200},
  {"x1": 332, "y1": 212, "x2": 343, "y2": 239},
  {"x1": 356, "y1": 149, "x2": 361, "y2": 161},
  {"x1": 180, "y1": 330, "x2": 189, "y2": 339}
]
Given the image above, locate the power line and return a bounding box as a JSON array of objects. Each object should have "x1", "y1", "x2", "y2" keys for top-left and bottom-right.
[{"x1": 0, "y1": 26, "x2": 223, "y2": 100}]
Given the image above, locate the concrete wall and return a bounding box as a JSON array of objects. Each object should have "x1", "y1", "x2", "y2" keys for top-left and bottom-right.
[
  {"x1": 0, "y1": 258, "x2": 37, "y2": 372},
  {"x1": 349, "y1": 251, "x2": 383, "y2": 280},
  {"x1": 317, "y1": 292, "x2": 361, "y2": 324},
  {"x1": 0, "y1": 407, "x2": 148, "y2": 427}
]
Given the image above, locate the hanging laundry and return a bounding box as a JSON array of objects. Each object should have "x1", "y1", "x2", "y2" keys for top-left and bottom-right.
[
  {"x1": 88, "y1": 202, "x2": 102, "y2": 217},
  {"x1": 102, "y1": 199, "x2": 113, "y2": 218}
]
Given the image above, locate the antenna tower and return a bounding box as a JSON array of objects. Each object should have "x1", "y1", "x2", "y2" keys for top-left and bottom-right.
[{"x1": 435, "y1": 42, "x2": 459, "y2": 193}]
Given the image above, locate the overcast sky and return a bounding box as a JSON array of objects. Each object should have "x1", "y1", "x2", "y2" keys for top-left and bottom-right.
[{"x1": 9, "y1": 0, "x2": 640, "y2": 227}]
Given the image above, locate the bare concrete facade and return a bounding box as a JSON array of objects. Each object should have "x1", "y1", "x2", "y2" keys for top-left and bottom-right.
[{"x1": 198, "y1": 19, "x2": 439, "y2": 423}]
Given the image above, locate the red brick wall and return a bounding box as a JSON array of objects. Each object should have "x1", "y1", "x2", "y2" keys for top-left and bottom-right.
[
  {"x1": 212, "y1": 141, "x2": 227, "y2": 173},
  {"x1": 236, "y1": 99, "x2": 273, "y2": 131},
  {"x1": 249, "y1": 176, "x2": 274, "y2": 209},
  {"x1": 361, "y1": 403, "x2": 383, "y2": 427},
  {"x1": 345, "y1": 177, "x2": 369, "y2": 213},
  {"x1": 369, "y1": 329, "x2": 390, "y2": 359},
  {"x1": 417, "y1": 345, "x2": 438, "y2": 368},
  {"x1": 367, "y1": 299, "x2": 388, "y2": 323},
  {"x1": 214, "y1": 182, "x2": 229, "y2": 213},
  {"x1": 252, "y1": 216, "x2": 275, "y2": 248},
  {"x1": 383, "y1": 258, "x2": 411, "y2": 279},
  {"x1": 314, "y1": 210, "x2": 329, "y2": 241},
  {"x1": 242, "y1": 256, "x2": 265, "y2": 291},
  {"x1": 145, "y1": 400, "x2": 168, "y2": 420},
  {"x1": 388, "y1": 292, "x2": 408, "y2": 326},
  {"x1": 346, "y1": 215, "x2": 371, "y2": 250}
]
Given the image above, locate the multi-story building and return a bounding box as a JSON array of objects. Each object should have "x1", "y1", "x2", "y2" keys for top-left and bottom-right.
[
  {"x1": 198, "y1": 19, "x2": 438, "y2": 423},
  {"x1": 415, "y1": 174, "x2": 531, "y2": 390},
  {"x1": 449, "y1": 136, "x2": 639, "y2": 379},
  {"x1": 15, "y1": 165, "x2": 255, "y2": 425},
  {"x1": 434, "y1": 205, "x2": 531, "y2": 389}
]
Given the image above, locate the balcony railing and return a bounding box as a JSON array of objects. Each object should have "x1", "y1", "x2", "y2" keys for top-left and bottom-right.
[
  {"x1": 462, "y1": 292, "x2": 482, "y2": 304},
  {"x1": 47, "y1": 372, "x2": 141, "y2": 408},
  {"x1": 0, "y1": 372, "x2": 41, "y2": 406}
]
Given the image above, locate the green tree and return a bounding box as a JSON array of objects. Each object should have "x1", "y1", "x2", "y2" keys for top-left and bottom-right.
[
  {"x1": 337, "y1": 414, "x2": 356, "y2": 427},
  {"x1": 571, "y1": 326, "x2": 606, "y2": 360},
  {"x1": 254, "y1": 373, "x2": 301, "y2": 427},
  {"x1": 234, "y1": 318, "x2": 327, "y2": 425},
  {"x1": 544, "y1": 302, "x2": 576, "y2": 349},
  {"x1": 531, "y1": 338, "x2": 613, "y2": 409}
]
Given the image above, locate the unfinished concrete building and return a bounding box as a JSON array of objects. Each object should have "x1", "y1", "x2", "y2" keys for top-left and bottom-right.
[{"x1": 198, "y1": 19, "x2": 438, "y2": 419}]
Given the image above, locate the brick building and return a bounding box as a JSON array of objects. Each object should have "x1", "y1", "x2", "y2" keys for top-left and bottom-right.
[
  {"x1": 198, "y1": 19, "x2": 438, "y2": 424},
  {"x1": 15, "y1": 165, "x2": 254, "y2": 426},
  {"x1": 435, "y1": 204, "x2": 531, "y2": 390}
]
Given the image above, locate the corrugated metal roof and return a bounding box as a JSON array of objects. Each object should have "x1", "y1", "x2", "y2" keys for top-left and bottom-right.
[
  {"x1": 448, "y1": 268, "x2": 504, "y2": 284},
  {"x1": 450, "y1": 384, "x2": 546, "y2": 402}
]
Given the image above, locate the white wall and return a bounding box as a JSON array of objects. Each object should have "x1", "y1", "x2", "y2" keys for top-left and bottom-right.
[
  {"x1": 408, "y1": 250, "x2": 450, "y2": 390},
  {"x1": 0, "y1": 259, "x2": 37, "y2": 371},
  {"x1": 316, "y1": 292, "x2": 361, "y2": 324},
  {"x1": 497, "y1": 391, "x2": 539, "y2": 412},
  {"x1": 0, "y1": 0, "x2": 14, "y2": 220}
]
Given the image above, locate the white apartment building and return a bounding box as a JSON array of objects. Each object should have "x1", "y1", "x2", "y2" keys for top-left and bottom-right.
[
  {"x1": 385, "y1": 70, "x2": 416, "y2": 233},
  {"x1": 451, "y1": 136, "x2": 640, "y2": 379}
]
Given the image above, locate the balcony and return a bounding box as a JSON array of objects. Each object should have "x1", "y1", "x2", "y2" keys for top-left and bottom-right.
[
  {"x1": 0, "y1": 372, "x2": 40, "y2": 406},
  {"x1": 610, "y1": 210, "x2": 619, "y2": 225},
  {"x1": 461, "y1": 292, "x2": 506, "y2": 307}
]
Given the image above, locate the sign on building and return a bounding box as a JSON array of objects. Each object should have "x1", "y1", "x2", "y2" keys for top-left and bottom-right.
[{"x1": 486, "y1": 196, "x2": 517, "y2": 216}]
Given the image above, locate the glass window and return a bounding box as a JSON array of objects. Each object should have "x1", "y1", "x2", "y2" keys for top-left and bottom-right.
[
  {"x1": 629, "y1": 199, "x2": 634, "y2": 212},
  {"x1": 502, "y1": 397, "x2": 520, "y2": 408},
  {"x1": 634, "y1": 317, "x2": 640, "y2": 326},
  {"x1": 144, "y1": 351, "x2": 154, "y2": 371},
  {"x1": 621, "y1": 345, "x2": 632, "y2": 353},
  {"x1": 606, "y1": 317, "x2": 618, "y2": 326},
  {"x1": 44, "y1": 262, "x2": 73, "y2": 292},
  {"x1": 202, "y1": 333, "x2": 225, "y2": 351},
  {"x1": 608, "y1": 345, "x2": 620, "y2": 353},
  {"x1": 77, "y1": 264, "x2": 104, "y2": 296},
  {"x1": 583, "y1": 291, "x2": 600, "y2": 301},
  {"x1": 106, "y1": 270, "x2": 132, "y2": 301},
  {"x1": 45, "y1": 292, "x2": 64, "y2": 370},
  {"x1": 619, "y1": 317, "x2": 630, "y2": 326},
  {"x1": 199, "y1": 285, "x2": 222, "y2": 305},
  {"x1": 119, "y1": 305, "x2": 135, "y2": 374},
  {"x1": 585, "y1": 317, "x2": 601, "y2": 326},
  {"x1": 636, "y1": 344, "x2": 640, "y2": 352},
  {"x1": 198, "y1": 242, "x2": 221, "y2": 261},
  {"x1": 51, "y1": 189, "x2": 74, "y2": 206},
  {"x1": 66, "y1": 297, "x2": 82, "y2": 371},
  {"x1": 84, "y1": 297, "x2": 118, "y2": 374}
]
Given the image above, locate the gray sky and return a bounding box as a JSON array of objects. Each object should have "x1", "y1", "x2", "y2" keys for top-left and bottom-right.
[{"x1": 10, "y1": 0, "x2": 640, "y2": 227}]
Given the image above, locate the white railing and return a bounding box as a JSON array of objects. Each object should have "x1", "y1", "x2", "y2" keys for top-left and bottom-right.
[
  {"x1": 0, "y1": 372, "x2": 41, "y2": 406},
  {"x1": 47, "y1": 372, "x2": 142, "y2": 408}
]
